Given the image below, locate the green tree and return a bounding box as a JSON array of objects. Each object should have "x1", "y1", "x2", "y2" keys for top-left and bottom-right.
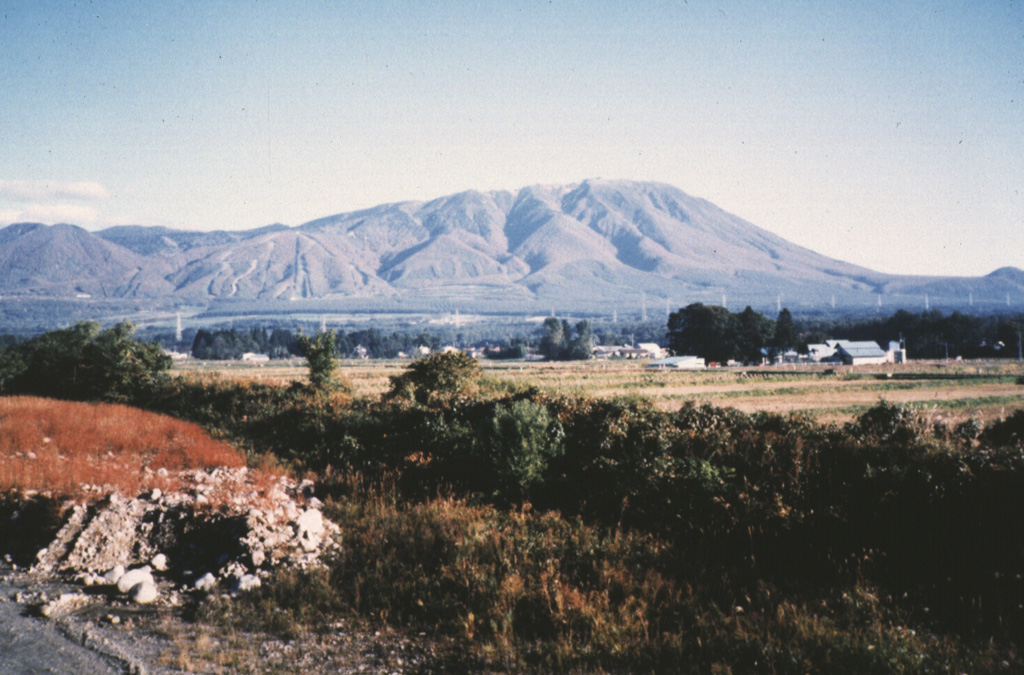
[
  {"x1": 539, "y1": 317, "x2": 568, "y2": 360},
  {"x1": 296, "y1": 330, "x2": 339, "y2": 390},
  {"x1": 735, "y1": 306, "x2": 774, "y2": 363},
  {"x1": 82, "y1": 321, "x2": 173, "y2": 401},
  {"x1": 268, "y1": 328, "x2": 298, "y2": 359},
  {"x1": 565, "y1": 320, "x2": 595, "y2": 360},
  {"x1": 667, "y1": 303, "x2": 737, "y2": 363},
  {"x1": 772, "y1": 307, "x2": 798, "y2": 354},
  {"x1": 0, "y1": 346, "x2": 26, "y2": 393}
]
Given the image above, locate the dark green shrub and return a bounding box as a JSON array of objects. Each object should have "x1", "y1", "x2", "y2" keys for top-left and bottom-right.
[
  {"x1": 985, "y1": 409, "x2": 1024, "y2": 447},
  {"x1": 482, "y1": 399, "x2": 564, "y2": 502},
  {"x1": 846, "y1": 401, "x2": 923, "y2": 446},
  {"x1": 386, "y1": 351, "x2": 481, "y2": 406},
  {"x1": 7, "y1": 321, "x2": 171, "y2": 402}
]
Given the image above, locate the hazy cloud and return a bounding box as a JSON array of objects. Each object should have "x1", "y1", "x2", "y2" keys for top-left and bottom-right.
[
  {"x1": 0, "y1": 179, "x2": 109, "y2": 202},
  {"x1": 0, "y1": 204, "x2": 101, "y2": 225}
]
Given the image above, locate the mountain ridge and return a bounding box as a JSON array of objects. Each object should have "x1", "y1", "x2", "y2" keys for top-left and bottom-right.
[{"x1": 1, "y1": 179, "x2": 1021, "y2": 315}]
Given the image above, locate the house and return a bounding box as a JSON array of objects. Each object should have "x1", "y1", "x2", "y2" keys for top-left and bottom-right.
[
  {"x1": 805, "y1": 343, "x2": 834, "y2": 362},
  {"x1": 163, "y1": 349, "x2": 190, "y2": 361},
  {"x1": 637, "y1": 343, "x2": 667, "y2": 359},
  {"x1": 887, "y1": 341, "x2": 907, "y2": 363},
  {"x1": 781, "y1": 349, "x2": 802, "y2": 364},
  {"x1": 593, "y1": 345, "x2": 648, "y2": 359},
  {"x1": 646, "y1": 355, "x2": 705, "y2": 370},
  {"x1": 241, "y1": 352, "x2": 270, "y2": 364}
]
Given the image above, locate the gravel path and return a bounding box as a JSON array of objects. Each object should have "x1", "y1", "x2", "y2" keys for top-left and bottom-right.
[
  {"x1": 0, "y1": 567, "x2": 457, "y2": 675},
  {"x1": 0, "y1": 576, "x2": 125, "y2": 675}
]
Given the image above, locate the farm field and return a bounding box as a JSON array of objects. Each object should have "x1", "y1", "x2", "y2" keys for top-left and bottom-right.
[{"x1": 175, "y1": 357, "x2": 1024, "y2": 424}]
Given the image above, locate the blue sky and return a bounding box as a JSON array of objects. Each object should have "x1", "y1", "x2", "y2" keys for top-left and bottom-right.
[{"x1": 1, "y1": 0, "x2": 1021, "y2": 276}]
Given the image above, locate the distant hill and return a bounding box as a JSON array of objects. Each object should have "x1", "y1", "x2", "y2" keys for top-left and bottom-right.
[{"x1": 1, "y1": 179, "x2": 1021, "y2": 318}]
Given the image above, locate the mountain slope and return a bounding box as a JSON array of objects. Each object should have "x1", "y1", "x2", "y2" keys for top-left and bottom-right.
[
  {"x1": 0, "y1": 180, "x2": 1020, "y2": 314},
  {"x1": 0, "y1": 223, "x2": 175, "y2": 298}
]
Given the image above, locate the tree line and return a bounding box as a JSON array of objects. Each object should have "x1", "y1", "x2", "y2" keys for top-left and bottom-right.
[
  {"x1": 184, "y1": 319, "x2": 660, "y2": 362},
  {"x1": 667, "y1": 303, "x2": 1024, "y2": 363},
  {"x1": 667, "y1": 304, "x2": 797, "y2": 364},
  {"x1": 801, "y1": 308, "x2": 1023, "y2": 360}
]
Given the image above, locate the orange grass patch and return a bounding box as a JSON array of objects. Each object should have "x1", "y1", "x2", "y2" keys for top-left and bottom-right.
[{"x1": 0, "y1": 396, "x2": 246, "y2": 499}]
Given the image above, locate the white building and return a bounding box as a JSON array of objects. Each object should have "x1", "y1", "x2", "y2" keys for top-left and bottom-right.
[
  {"x1": 833, "y1": 340, "x2": 890, "y2": 365},
  {"x1": 805, "y1": 343, "x2": 834, "y2": 362},
  {"x1": 646, "y1": 355, "x2": 705, "y2": 370},
  {"x1": 637, "y1": 343, "x2": 667, "y2": 359}
]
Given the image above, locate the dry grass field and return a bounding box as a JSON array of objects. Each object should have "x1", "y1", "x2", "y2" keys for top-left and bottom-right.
[
  {"x1": 0, "y1": 396, "x2": 247, "y2": 499},
  {"x1": 175, "y1": 357, "x2": 1024, "y2": 425}
]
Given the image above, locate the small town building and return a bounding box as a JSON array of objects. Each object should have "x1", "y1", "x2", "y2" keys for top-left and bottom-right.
[
  {"x1": 593, "y1": 345, "x2": 648, "y2": 359},
  {"x1": 887, "y1": 341, "x2": 907, "y2": 363},
  {"x1": 805, "y1": 343, "x2": 834, "y2": 362},
  {"x1": 241, "y1": 352, "x2": 270, "y2": 364},
  {"x1": 646, "y1": 355, "x2": 705, "y2": 370},
  {"x1": 636, "y1": 343, "x2": 667, "y2": 359}
]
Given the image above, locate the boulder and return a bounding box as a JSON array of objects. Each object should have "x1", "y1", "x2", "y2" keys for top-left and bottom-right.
[
  {"x1": 117, "y1": 566, "x2": 153, "y2": 594},
  {"x1": 294, "y1": 509, "x2": 325, "y2": 552},
  {"x1": 103, "y1": 564, "x2": 126, "y2": 584},
  {"x1": 130, "y1": 579, "x2": 159, "y2": 604}
]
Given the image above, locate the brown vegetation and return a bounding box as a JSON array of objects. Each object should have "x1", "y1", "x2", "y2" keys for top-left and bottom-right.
[{"x1": 0, "y1": 396, "x2": 245, "y2": 499}]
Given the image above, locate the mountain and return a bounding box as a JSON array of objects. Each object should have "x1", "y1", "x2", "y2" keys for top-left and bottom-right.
[
  {"x1": 0, "y1": 222, "x2": 175, "y2": 298},
  {"x1": 1, "y1": 179, "x2": 1021, "y2": 317}
]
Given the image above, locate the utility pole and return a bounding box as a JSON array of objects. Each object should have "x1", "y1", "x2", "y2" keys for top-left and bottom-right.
[{"x1": 1018, "y1": 331, "x2": 1022, "y2": 362}]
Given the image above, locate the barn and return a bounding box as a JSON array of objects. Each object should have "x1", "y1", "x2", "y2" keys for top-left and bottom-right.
[{"x1": 833, "y1": 340, "x2": 889, "y2": 365}]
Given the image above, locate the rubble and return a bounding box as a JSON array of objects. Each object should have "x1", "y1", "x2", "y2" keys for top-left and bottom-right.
[{"x1": 15, "y1": 467, "x2": 339, "y2": 605}]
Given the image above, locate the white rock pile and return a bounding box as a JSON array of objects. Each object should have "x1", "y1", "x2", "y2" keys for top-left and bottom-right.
[{"x1": 27, "y1": 467, "x2": 339, "y2": 605}]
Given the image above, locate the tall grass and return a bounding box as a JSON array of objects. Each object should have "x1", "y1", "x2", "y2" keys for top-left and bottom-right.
[{"x1": 209, "y1": 482, "x2": 1016, "y2": 673}]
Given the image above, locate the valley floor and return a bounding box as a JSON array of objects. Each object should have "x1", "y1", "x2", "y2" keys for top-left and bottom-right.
[{"x1": 178, "y1": 357, "x2": 1024, "y2": 424}]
